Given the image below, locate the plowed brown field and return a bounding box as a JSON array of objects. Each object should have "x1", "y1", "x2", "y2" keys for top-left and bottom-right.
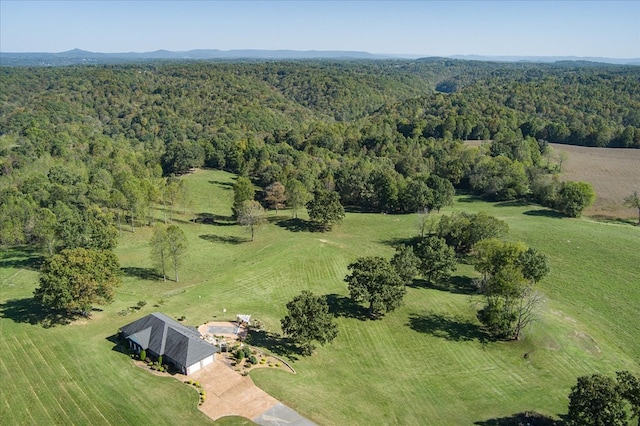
[
  {"x1": 466, "y1": 141, "x2": 640, "y2": 219},
  {"x1": 550, "y1": 143, "x2": 640, "y2": 218}
]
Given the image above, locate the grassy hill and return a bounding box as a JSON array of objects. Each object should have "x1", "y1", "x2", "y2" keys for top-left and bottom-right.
[{"x1": 1, "y1": 168, "x2": 638, "y2": 425}]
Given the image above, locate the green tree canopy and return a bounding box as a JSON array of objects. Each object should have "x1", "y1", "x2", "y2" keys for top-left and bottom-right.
[
  {"x1": 232, "y1": 176, "x2": 255, "y2": 219},
  {"x1": 473, "y1": 239, "x2": 549, "y2": 340},
  {"x1": 616, "y1": 370, "x2": 640, "y2": 421},
  {"x1": 414, "y1": 235, "x2": 457, "y2": 284},
  {"x1": 286, "y1": 179, "x2": 312, "y2": 219},
  {"x1": 306, "y1": 190, "x2": 345, "y2": 232},
  {"x1": 345, "y1": 256, "x2": 406, "y2": 318},
  {"x1": 555, "y1": 181, "x2": 596, "y2": 217},
  {"x1": 426, "y1": 175, "x2": 455, "y2": 212},
  {"x1": 390, "y1": 245, "x2": 419, "y2": 285},
  {"x1": 150, "y1": 225, "x2": 170, "y2": 281},
  {"x1": 566, "y1": 373, "x2": 630, "y2": 426},
  {"x1": 438, "y1": 211, "x2": 509, "y2": 254},
  {"x1": 34, "y1": 248, "x2": 121, "y2": 317},
  {"x1": 280, "y1": 291, "x2": 338, "y2": 355}
]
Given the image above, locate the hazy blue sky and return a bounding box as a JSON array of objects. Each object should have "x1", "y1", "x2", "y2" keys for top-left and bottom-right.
[{"x1": 1, "y1": 1, "x2": 639, "y2": 58}]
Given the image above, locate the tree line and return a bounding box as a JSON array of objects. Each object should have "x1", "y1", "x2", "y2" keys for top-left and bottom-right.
[{"x1": 3, "y1": 59, "x2": 637, "y2": 319}]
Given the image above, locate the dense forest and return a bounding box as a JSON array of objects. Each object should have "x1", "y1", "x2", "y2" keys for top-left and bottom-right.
[{"x1": 1, "y1": 59, "x2": 639, "y2": 248}]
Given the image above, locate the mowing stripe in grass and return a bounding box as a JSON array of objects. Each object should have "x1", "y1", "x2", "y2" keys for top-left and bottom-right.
[
  {"x1": 15, "y1": 334, "x2": 80, "y2": 424},
  {"x1": 18, "y1": 331, "x2": 96, "y2": 425},
  {"x1": 0, "y1": 351, "x2": 33, "y2": 425},
  {"x1": 4, "y1": 335, "x2": 58, "y2": 424}
]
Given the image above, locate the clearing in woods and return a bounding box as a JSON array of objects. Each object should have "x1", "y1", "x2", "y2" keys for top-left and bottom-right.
[{"x1": 1, "y1": 168, "x2": 638, "y2": 425}]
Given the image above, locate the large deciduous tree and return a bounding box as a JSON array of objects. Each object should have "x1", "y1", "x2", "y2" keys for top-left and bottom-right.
[
  {"x1": 438, "y1": 211, "x2": 509, "y2": 254},
  {"x1": 264, "y1": 181, "x2": 287, "y2": 214},
  {"x1": 236, "y1": 200, "x2": 266, "y2": 241},
  {"x1": 306, "y1": 190, "x2": 345, "y2": 232},
  {"x1": 162, "y1": 139, "x2": 205, "y2": 175},
  {"x1": 280, "y1": 291, "x2": 338, "y2": 355},
  {"x1": 390, "y1": 245, "x2": 419, "y2": 285},
  {"x1": 470, "y1": 155, "x2": 529, "y2": 201},
  {"x1": 53, "y1": 205, "x2": 119, "y2": 251},
  {"x1": 34, "y1": 248, "x2": 121, "y2": 316},
  {"x1": 414, "y1": 235, "x2": 457, "y2": 284},
  {"x1": 345, "y1": 256, "x2": 406, "y2": 318},
  {"x1": 623, "y1": 190, "x2": 640, "y2": 225},
  {"x1": 473, "y1": 239, "x2": 549, "y2": 340},
  {"x1": 566, "y1": 372, "x2": 640, "y2": 426},
  {"x1": 426, "y1": 175, "x2": 455, "y2": 212}
]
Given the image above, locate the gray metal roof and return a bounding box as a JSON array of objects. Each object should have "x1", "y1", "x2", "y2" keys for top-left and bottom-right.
[{"x1": 120, "y1": 312, "x2": 217, "y2": 368}]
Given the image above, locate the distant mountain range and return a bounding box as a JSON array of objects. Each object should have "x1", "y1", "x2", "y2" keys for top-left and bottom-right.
[{"x1": 1, "y1": 48, "x2": 638, "y2": 66}]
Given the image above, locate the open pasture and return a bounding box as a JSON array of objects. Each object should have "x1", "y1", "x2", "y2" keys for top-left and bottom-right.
[{"x1": 1, "y1": 168, "x2": 638, "y2": 425}]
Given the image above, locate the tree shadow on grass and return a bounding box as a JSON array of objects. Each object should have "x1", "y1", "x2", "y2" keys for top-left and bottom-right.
[
  {"x1": 523, "y1": 209, "x2": 565, "y2": 219},
  {"x1": 121, "y1": 267, "x2": 161, "y2": 281},
  {"x1": 324, "y1": 293, "x2": 370, "y2": 321},
  {"x1": 244, "y1": 329, "x2": 301, "y2": 361},
  {"x1": 0, "y1": 297, "x2": 72, "y2": 327},
  {"x1": 458, "y1": 195, "x2": 484, "y2": 203},
  {"x1": 199, "y1": 234, "x2": 249, "y2": 245},
  {"x1": 0, "y1": 249, "x2": 43, "y2": 272},
  {"x1": 407, "y1": 312, "x2": 488, "y2": 343},
  {"x1": 494, "y1": 200, "x2": 534, "y2": 208},
  {"x1": 409, "y1": 276, "x2": 478, "y2": 295},
  {"x1": 208, "y1": 180, "x2": 234, "y2": 190},
  {"x1": 474, "y1": 411, "x2": 560, "y2": 425},
  {"x1": 194, "y1": 212, "x2": 235, "y2": 226},
  {"x1": 275, "y1": 218, "x2": 323, "y2": 233},
  {"x1": 265, "y1": 215, "x2": 291, "y2": 224},
  {"x1": 590, "y1": 214, "x2": 637, "y2": 226},
  {"x1": 378, "y1": 236, "x2": 421, "y2": 248}
]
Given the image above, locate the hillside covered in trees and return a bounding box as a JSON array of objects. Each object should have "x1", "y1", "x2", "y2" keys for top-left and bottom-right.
[{"x1": 1, "y1": 59, "x2": 639, "y2": 247}]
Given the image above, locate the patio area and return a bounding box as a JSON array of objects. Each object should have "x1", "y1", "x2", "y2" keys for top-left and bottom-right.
[{"x1": 197, "y1": 320, "x2": 249, "y2": 348}]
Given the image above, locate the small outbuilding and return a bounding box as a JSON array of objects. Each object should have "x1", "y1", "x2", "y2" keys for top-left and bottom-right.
[{"x1": 119, "y1": 312, "x2": 218, "y2": 375}]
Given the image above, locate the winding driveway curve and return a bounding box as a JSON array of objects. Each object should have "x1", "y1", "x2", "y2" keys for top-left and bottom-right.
[{"x1": 189, "y1": 357, "x2": 316, "y2": 425}]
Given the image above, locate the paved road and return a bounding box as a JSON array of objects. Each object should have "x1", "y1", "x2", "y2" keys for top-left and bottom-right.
[{"x1": 254, "y1": 402, "x2": 317, "y2": 426}]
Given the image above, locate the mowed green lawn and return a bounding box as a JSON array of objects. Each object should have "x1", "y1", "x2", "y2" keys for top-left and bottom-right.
[{"x1": 1, "y1": 169, "x2": 638, "y2": 425}]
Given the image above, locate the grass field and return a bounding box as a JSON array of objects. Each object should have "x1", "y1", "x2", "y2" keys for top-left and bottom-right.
[{"x1": 1, "y1": 168, "x2": 639, "y2": 425}]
